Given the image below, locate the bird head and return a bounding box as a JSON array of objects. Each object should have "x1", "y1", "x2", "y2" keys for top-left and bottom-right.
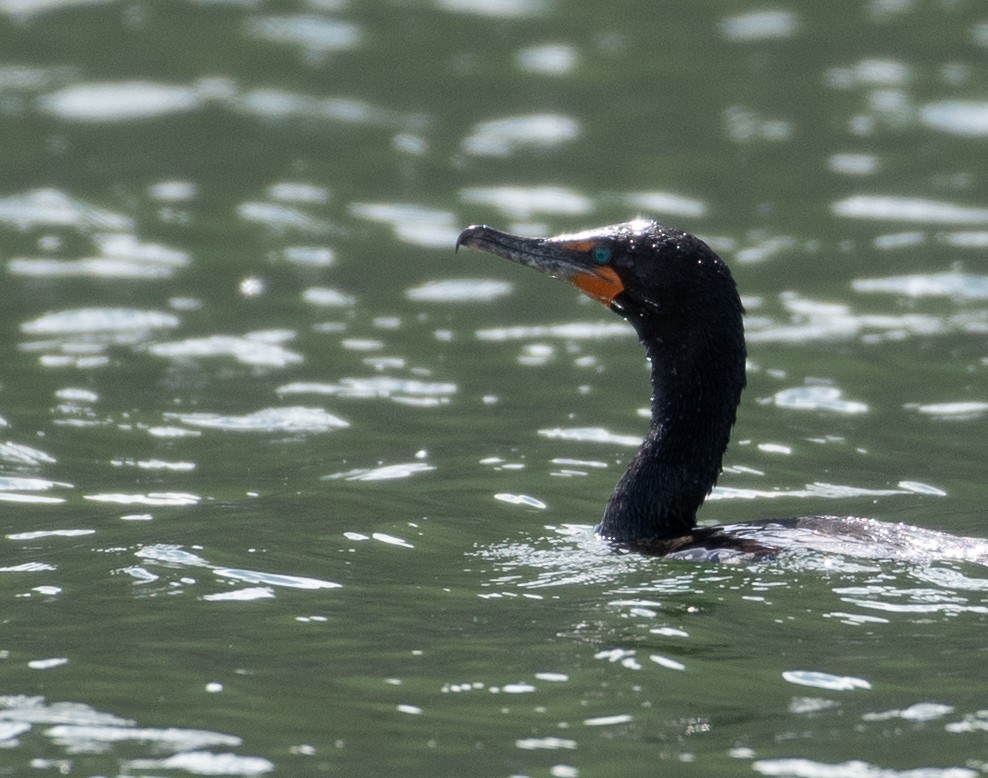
[{"x1": 456, "y1": 219, "x2": 742, "y2": 343}]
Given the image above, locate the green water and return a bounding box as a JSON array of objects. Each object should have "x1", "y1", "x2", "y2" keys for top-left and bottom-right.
[{"x1": 1, "y1": 1, "x2": 987, "y2": 776}]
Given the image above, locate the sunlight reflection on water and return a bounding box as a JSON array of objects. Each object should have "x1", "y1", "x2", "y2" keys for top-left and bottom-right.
[
  {"x1": 744, "y1": 291, "x2": 988, "y2": 344},
  {"x1": 833, "y1": 195, "x2": 988, "y2": 224},
  {"x1": 39, "y1": 81, "x2": 203, "y2": 121},
  {"x1": 762, "y1": 385, "x2": 869, "y2": 414},
  {"x1": 279, "y1": 377, "x2": 456, "y2": 401},
  {"x1": 405, "y1": 278, "x2": 513, "y2": 302},
  {"x1": 460, "y1": 185, "x2": 592, "y2": 218},
  {"x1": 853, "y1": 272, "x2": 988, "y2": 300},
  {"x1": 921, "y1": 100, "x2": 988, "y2": 136},
  {"x1": 0, "y1": 188, "x2": 131, "y2": 229},
  {"x1": 0, "y1": 695, "x2": 272, "y2": 775},
  {"x1": 720, "y1": 9, "x2": 799, "y2": 41},
  {"x1": 753, "y1": 759, "x2": 976, "y2": 778},
  {"x1": 350, "y1": 202, "x2": 459, "y2": 247},
  {"x1": 245, "y1": 14, "x2": 361, "y2": 56},
  {"x1": 461, "y1": 114, "x2": 579, "y2": 157},
  {"x1": 437, "y1": 0, "x2": 551, "y2": 19},
  {"x1": 133, "y1": 543, "x2": 341, "y2": 593},
  {"x1": 237, "y1": 200, "x2": 328, "y2": 233},
  {"x1": 1, "y1": 2, "x2": 986, "y2": 775},
  {"x1": 21, "y1": 307, "x2": 179, "y2": 335},
  {"x1": 515, "y1": 44, "x2": 578, "y2": 76},
  {"x1": 475, "y1": 519, "x2": 988, "y2": 594},
  {"x1": 164, "y1": 407, "x2": 348, "y2": 433},
  {"x1": 150, "y1": 333, "x2": 303, "y2": 368}
]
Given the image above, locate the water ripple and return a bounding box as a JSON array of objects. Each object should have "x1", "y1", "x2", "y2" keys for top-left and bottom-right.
[
  {"x1": 495, "y1": 493, "x2": 547, "y2": 509},
  {"x1": 782, "y1": 670, "x2": 871, "y2": 691},
  {"x1": 754, "y1": 759, "x2": 976, "y2": 778},
  {"x1": 708, "y1": 483, "x2": 916, "y2": 502},
  {"x1": 135, "y1": 543, "x2": 341, "y2": 594},
  {"x1": 0, "y1": 441, "x2": 57, "y2": 465},
  {"x1": 406, "y1": 279, "x2": 513, "y2": 302},
  {"x1": 278, "y1": 377, "x2": 456, "y2": 403},
  {"x1": 476, "y1": 322, "x2": 633, "y2": 341},
  {"x1": 9, "y1": 233, "x2": 189, "y2": 280},
  {"x1": 267, "y1": 182, "x2": 329, "y2": 204},
  {"x1": 921, "y1": 100, "x2": 988, "y2": 136},
  {"x1": 762, "y1": 386, "x2": 869, "y2": 415},
  {"x1": 945, "y1": 711, "x2": 988, "y2": 734},
  {"x1": 281, "y1": 245, "x2": 335, "y2": 267},
  {"x1": 909, "y1": 402, "x2": 988, "y2": 420},
  {"x1": 125, "y1": 752, "x2": 273, "y2": 776},
  {"x1": 516, "y1": 736, "x2": 577, "y2": 750},
  {"x1": 724, "y1": 105, "x2": 793, "y2": 143},
  {"x1": 147, "y1": 180, "x2": 197, "y2": 202},
  {"x1": 301, "y1": 287, "x2": 355, "y2": 306},
  {"x1": 0, "y1": 188, "x2": 131, "y2": 230},
  {"x1": 8, "y1": 529, "x2": 93, "y2": 540},
  {"x1": 538, "y1": 427, "x2": 642, "y2": 447},
  {"x1": 237, "y1": 201, "x2": 327, "y2": 233},
  {"x1": 213, "y1": 568, "x2": 341, "y2": 590},
  {"x1": 0, "y1": 1, "x2": 111, "y2": 20},
  {"x1": 438, "y1": 0, "x2": 550, "y2": 18},
  {"x1": 516, "y1": 44, "x2": 577, "y2": 76},
  {"x1": 0, "y1": 695, "x2": 131, "y2": 726},
  {"x1": 21, "y1": 308, "x2": 179, "y2": 335},
  {"x1": 833, "y1": 195, "x2": 988, "y2": 224},
  {"x1": 202, "y1": 587, "x2": 275, "y2": 602},
  {"x1": 626, "y1": 191, "x2": 708, "y2": 218},
  {"x1": 165, "y1": 407, "x2": 348, "y2": 433},
  {"x1": 462, "y1": 114, "x2": 579, "y2": 157},
  {"x1": 829, "y1": 153, "x2": 878, "y2": 175},
  {"x1": 324, "y1": 462, "x2": 434, "y2": 481},
  {"x1": 853, "y1": 272, "x2": 988, "y2": 300},
  {"x1": 149, "y1": 333, "x2": 302, "y2": 368},
  {"x1": 835, "y1": 584, "x2": 988, "y2": 615},
  {"x1": 0, "y1": 476, "x2": 69, "y2": 504},
  {"x1": 245, "y1": 14, "x2": 361, "y2": 56},
  {"x1": 745, "y1": 292, "x2": 988, "y2": 344},
  {"x1": 720, "y1": 10, "x2": 799, "y2": 41},
  {"x1": 39, "y1": 81, "x2": 202, "y2": 122},
  {"x1": 0, "y1": 562, "x2": 57, "y2": 572},
  {"x1": 349, "y1": 202, "x2": 458, "y2": 247},
  {"x1": 237, "y1": 88, "x2": 418, "y2": 129},
  {"x1": 0, "y1": 695, "x2": 271, "y2": 774},
  {"x1": 10, "y1": 257, "x2": 170, "y2": 280},
  {"x1": 460, "y1": 185, "x2": 592, "y2": 218},
  {"x1": 85, "y1": 492, "x2": 199, "y2": 506},
  {"x1": 825, "y1": 58, "x2": 911, "y2": 89},
  {"x1": 47, "y1": 722, "x2": 240, "y2": 748}
]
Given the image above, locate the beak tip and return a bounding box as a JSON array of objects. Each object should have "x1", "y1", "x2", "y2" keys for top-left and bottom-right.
[{"x1": 455, "y1": 224, "x2": 485, "y2": 253}]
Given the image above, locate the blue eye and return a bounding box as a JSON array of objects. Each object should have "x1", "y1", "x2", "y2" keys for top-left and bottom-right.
[{"x1": 592, "y1": 245, "x2": 611, "y2": 265}]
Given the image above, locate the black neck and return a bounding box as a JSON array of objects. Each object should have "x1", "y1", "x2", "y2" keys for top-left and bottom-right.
[{"x1": 596, "y1": 306, "x2": 746, "y2": 542}]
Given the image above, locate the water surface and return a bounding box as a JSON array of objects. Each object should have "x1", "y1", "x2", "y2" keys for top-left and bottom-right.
[{"x1": 1, "y1": 1, "x2": 987, "y2": 776}]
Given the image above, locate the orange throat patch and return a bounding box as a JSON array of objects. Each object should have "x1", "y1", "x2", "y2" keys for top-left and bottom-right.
[{"x1": 570, "y1": 266, "x2": 624, "y2": 306}]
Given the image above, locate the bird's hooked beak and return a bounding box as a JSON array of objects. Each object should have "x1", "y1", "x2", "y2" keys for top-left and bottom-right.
[{"x1": 456, "y1": 224, "x2": 625, "y2": 307}]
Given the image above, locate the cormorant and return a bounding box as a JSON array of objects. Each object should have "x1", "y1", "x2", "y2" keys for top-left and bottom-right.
[{"x1": 456, "y1": 220, "x2": 985, "y2": 562}]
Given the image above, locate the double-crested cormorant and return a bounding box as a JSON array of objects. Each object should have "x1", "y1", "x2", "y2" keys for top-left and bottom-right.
[{"x1": 456, "y1": 220, "x2": 985, "y2": 562}]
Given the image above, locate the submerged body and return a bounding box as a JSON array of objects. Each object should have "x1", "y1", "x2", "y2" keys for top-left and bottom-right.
[
  {"x1": 635, "y1": 516, "x2": 988, "y2": 566},
  {"x1": 457, "y1": 220, "x2": 984, "y2": 563}
]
